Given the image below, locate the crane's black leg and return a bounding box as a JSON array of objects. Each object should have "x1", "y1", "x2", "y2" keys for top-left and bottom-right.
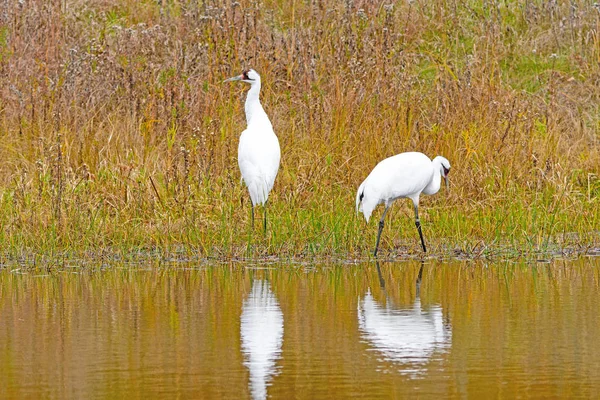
[
  {"x1": 251, "y1": 206, "x2": 255, "y2": 229},
  {"x1": 263, "y1": 202, "x2": 267, "y2": 234},
  {"x1": 374, "y1": 220, "x2": 384, "y2": 257},
  {"x1": 374, "y1": 206, "x2": 390, "y2": 257},
  {"x1": 414, "y1": 203, "x2": 427, "y2": 253}
]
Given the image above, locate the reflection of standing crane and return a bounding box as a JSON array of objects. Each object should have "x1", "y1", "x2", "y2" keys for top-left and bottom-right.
[
  {"x1": 240, "y1": 280, "x2": 284, "y2": 400},
  {"x1": 358, "y1": 263, "x2": 450, "y2": 372}
]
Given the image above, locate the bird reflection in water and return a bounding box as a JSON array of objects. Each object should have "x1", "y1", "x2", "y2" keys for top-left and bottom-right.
[
  {"x1": 358, "y1": 263, "x2": 451, "y2": 376},
  {"x1": 240, "y1": 279, "x2": 284, "y2": 400}
]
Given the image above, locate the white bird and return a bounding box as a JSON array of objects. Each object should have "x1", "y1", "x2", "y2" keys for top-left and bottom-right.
[
  {"x1": 225, "y1": 69, "x2": 281, "y2": 232},
  {"x1": 241, "y1": 279, "x2": 284, "y2": 400},
  {"x1": 356, "y1": 152, "x2": 451, "y2": 256}
]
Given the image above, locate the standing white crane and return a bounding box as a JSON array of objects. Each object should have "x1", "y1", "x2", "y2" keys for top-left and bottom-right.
[
  {"x1": 356, "y1": 152, "x2": 451, "y2": 256},
  {"x1": 225, "y1": 69, "x2": 281, "y2": 232}
]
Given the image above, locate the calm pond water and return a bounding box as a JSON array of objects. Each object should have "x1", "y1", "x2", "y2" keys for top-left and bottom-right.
[{"x1": 1, "y1": 258, "x2": 600, "y2": 398}]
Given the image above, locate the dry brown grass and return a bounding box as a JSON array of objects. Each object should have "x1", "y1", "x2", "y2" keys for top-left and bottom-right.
[{"x1": 0, "y1": 0, "x2": 598, "y2": 259}]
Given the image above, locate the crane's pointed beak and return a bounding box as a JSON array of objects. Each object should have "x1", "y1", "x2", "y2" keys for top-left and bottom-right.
[
  {"x1": 444, "y1": 176, "x2": 449, "y2": 189},
  {"x1": 223, "y1": 75, "x2": 242, "y2": 83}
]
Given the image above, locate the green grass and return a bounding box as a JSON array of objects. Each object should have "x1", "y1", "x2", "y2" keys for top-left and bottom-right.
[{"x1": 0, "y1": 0, "x2": 598, "y2": 261}]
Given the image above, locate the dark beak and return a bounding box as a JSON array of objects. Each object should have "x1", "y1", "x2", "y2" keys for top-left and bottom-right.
[
  {"x1": 444, "y1": 175, "x2": 449, "y2": 189},
  {"x1": 223, "y1": 74, "x2": 242, "y2": 83}
]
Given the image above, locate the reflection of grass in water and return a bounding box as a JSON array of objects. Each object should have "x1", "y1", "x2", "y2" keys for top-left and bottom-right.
[{"x1": 0, "y1": 1, "x2": 598, "y2": 259}]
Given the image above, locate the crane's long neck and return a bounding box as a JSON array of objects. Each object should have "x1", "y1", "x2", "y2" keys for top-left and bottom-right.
[
  {"x1": 423, "y1": 160, "x2": 442, "y2": 195},
  {"x1": 244, "y1": 81, "x2": 269, "y2": 126}
]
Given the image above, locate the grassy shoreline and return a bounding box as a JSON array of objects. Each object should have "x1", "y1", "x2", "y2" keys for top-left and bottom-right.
[{"x1": 0, "y1": 0, "x2": 599, "y2": 260}]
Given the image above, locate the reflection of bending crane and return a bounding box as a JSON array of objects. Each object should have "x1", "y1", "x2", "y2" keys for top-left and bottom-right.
[
  {"x1": 359, "y1": 262, "x2": 450, "y2": 371},
  {"x1": 240, "y1": 279, "x2": 284, "y2": 400}
]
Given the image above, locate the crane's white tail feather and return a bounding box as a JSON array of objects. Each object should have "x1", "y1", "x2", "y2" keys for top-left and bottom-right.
[
  {"x1": 356, "y1": 181, "x2": 374, "y2": 223},
  {"x1": 247, "y1": 177, "x2": 270, "y2": 206},
  {"x1": 356, "y1": 182, "x2": 365, "y2": 214}
]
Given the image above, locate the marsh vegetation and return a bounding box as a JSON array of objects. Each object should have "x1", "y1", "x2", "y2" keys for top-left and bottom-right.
[{"x1": 0, "y1": 0, "x2": 599, "y2": 259}]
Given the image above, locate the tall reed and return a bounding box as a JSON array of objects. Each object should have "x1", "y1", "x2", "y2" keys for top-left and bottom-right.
[{"x1": 0, "y1": 0, "x2": 598, "y2": 259}]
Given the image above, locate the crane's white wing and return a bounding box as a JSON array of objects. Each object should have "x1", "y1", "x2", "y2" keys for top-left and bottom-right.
[
  {"x1": 238, "y1": 126, "x2": 281, "y2": 206},
  {"x1": 357, "y1": 152, "x2": 434, "y2": 222}
]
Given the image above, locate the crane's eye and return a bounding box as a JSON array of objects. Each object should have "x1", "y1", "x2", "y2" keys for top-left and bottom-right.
[
  {"x1": 242, "y1": 70, "x2": 252, "y2": 81},
  {"x1": 443, "y1": 166, "x2": 450, "y2": 175}
]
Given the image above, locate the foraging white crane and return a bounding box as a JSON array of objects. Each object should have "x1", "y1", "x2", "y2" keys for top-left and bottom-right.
[
  {"x1": 225, "y1": 69, "x2": 281, "y2": 232},
  {"x1": 241, "y1": 279, "x2": 284, "y2": 400},
  {"x1": 356, "y1": 152, "x2": 451, "y2": 256}
]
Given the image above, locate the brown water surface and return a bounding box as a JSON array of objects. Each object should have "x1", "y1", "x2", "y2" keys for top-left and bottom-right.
[{"x1": 1, "y1": 259, "x2": 599, "y2": 398}]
